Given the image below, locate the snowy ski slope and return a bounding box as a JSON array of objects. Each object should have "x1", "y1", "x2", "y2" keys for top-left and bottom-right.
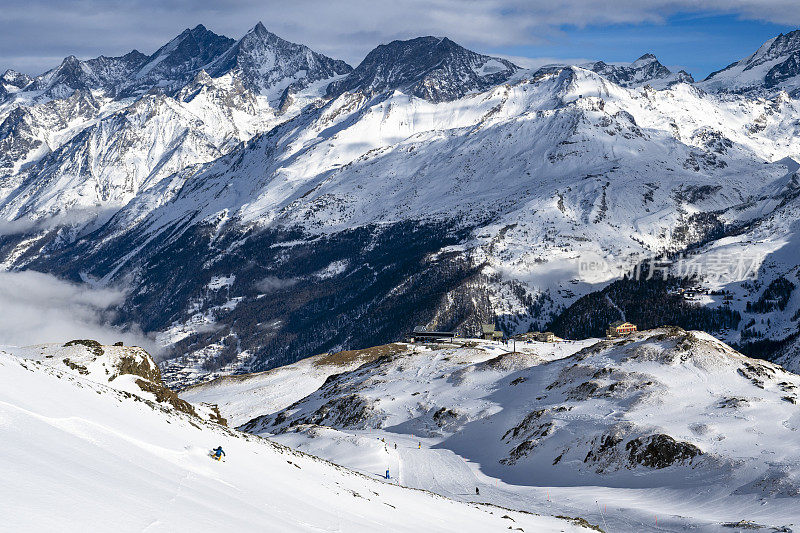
[
  {"x1": 195, "y1": 330, "x2": 800, "y2": 532},
  {"x1": 0, "y1": 345, "x2": 594, "y2": 532}
]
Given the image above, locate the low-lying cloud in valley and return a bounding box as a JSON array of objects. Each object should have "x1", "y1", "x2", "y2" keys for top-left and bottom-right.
[
  {"x1": 255, "y1": 276, "x2": 299, "y2": 293},
  {"x1": 0, "y1": 270, "x2": 155, "y2": 351},
  {"x1": 0, "y1": 208, "x2": 118, "y2": 237}
]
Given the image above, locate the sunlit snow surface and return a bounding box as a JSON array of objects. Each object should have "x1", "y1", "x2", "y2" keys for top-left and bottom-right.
[
  {"x1": 0, "y1": 347, "x2": 592, "y2": 532},
  {"x1": 186, "y1": 331, "x2": 800, "y2": 532},
  {"x1": 52, "y1": 67, "x2": 800, "y2": 354}
]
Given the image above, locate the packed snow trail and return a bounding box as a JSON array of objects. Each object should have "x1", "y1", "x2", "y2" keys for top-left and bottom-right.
[
  {"x1": 0, "y1": 353, "x2": 594, "y2": 532},
  {"x1": 257, "y1": 334, "x2": 800, "y2": 532},
  {"x1": 276, "y1": 427, "x2": 799, "y2": 532}
]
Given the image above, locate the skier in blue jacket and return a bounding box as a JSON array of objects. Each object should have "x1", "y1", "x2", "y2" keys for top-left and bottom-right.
[{"x1": 212, "y1": 446, "x2": 225, "y2": 461}]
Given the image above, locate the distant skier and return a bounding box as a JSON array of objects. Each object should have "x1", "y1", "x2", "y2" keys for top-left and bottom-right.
[
  {"x1": 212, "y1": 446, "x2": 225, "y2": 461},
  {"x1": 385, "y1": 468, "x2": 390, "y2": 479},
  {"x1": 475, "y1": 487, "x2": 480, "y2": 496}
]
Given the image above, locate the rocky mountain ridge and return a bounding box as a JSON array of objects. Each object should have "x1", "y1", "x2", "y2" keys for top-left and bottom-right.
[
  {"x1": 700, "y1": 29, "x2": 800, "y2": 95},
  {"x1": 584, "y1": 53, "x2": 693, "y2": 89},
  {"x1": 326, "y1": 36, "x2": 519, "y2": 102},
  {"x1": 1, "y1": 26, "x2": 800, "y2": 384}
]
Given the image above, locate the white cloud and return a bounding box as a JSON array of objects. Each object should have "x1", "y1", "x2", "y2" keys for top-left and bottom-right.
[
  {"x1": 0, "y1": 270, "x2": 156, "y2": 352},
  {"x1": 496, "y1": 55, "x2": 594, "y2": 70},
  {"x1": 1, "y1": 1, "x2": 799, "y2": 74},
  {"x1": 255, "y1": 276, "x2": 299, "y2": 293},
  {"x1": 0, "y1": 208, "x2": 117, "y2": 236}
]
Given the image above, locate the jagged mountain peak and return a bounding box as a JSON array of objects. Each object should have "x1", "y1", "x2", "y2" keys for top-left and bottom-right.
[
  {"x1": 9, "y1": 25, "x2": 233, "y2": 101},
  {"x1": 24, "y1": 49, "x2": 149, "y2": 99},
  {"x1": 2, "y1": 69, "x2": 25, "y2": 81},
  {"x1": 631, "y1": 53, "x2": 658, "y2": 67},
  {"x1": 29, "y1": 55, "x2": 94, "y2": 97},
  {"x1": 251, "y1": 20, "x2": 269, "y2": 35},
  {"x1": 0, "y1": 69, "x2": 32, "y2": 99},
  {"x1": 112, "y1": 24, "x2": 234, "y2": 97},
  {"x1": 46, "y1": 55, "x2": 85, "y2": 80},
  {"x1": 700, "y1": 28, "x2": 800, "y2": 94},
  {"x1": 205, "y1": 22, "x2": 351, "y2": 99},
  {"x1": 748, "y1": 29, "x2": 800, "y2": 68},
  {"x1": 235, "y1": 21, "x2": 286, "y2": 47},
  {"x1": 119, "y1": 49, "x2": 149, "y2": 63},
  {"x1": 172, "y1": 23, "x2": 217, "y2": 43},
  {"x1": 326, "y1": 35, "x2": 518, "y2": 102},
  {"x1": 142, "y1": 24, "x2": 234, "y2": 72},
  {"x1": 0, "y1": 69, "x2": 33, "y2": 95},
  {"x1": 584, "y1": 53, "x2": 692, "y2": 88}
]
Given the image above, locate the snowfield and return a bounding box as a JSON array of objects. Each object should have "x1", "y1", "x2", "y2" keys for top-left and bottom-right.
[
  {"x1": 196, "y1": 329, "x2": 800, "y2": 532},
  {"x1": 0, "y1": 343, "x2": 595, "y2": 532},
  {"x1": 180, "y1": 343, "x2": 410, "y2": 427}
]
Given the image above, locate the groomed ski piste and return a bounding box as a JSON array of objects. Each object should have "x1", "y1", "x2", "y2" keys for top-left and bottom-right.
[
  {"x1": 0, "y1": 344, "x2": 596, "y2": 532},
  {"x1": 185, "y1": 329, "x2": 800, "y2": 532}
]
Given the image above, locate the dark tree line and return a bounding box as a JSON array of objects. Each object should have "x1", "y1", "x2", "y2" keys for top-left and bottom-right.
[
  {"x1": 749, "y1": 276, "x2": 795, "y2": 313},
  {"x1": 548, "y1": 277, "x2": 741, "y2": 340}
]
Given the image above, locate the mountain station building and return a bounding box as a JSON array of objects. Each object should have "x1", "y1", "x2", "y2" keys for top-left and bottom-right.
[
  {"x1": 606, "y1": 321, "x2": 638, "y2": 337},
  {"x1": 481, "y1": 324, "x2": 504, "y2": 341}
]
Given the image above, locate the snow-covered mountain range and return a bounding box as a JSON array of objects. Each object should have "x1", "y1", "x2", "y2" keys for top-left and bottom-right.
[
  {"x1": 2, "y1": 23, "x2": 800, "y2": 384},
  {"x1": 584, "y1": 53, "x2": 694, "y2": 89},
  {"x1": 699, "y1": 30, "x2": 800, "y2": 95}
]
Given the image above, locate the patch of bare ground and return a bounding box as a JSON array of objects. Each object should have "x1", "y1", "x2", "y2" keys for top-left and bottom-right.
[{"x1": 312, "y1": 343, "x2": 407, "y2": 368}]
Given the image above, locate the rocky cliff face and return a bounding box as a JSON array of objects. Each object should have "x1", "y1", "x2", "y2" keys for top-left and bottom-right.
[
  {"x1": 585, "y1": 53, "x2": 693, "y2": 89},
  {"x1": 327, "y1": 36, "x2": 518, "y2": 102},
  {"x1": 700, "y1": 29, "x2": 800, "y2": 95}
]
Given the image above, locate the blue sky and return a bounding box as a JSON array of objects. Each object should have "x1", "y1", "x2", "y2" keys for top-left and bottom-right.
[
  {"x1": 489, "y1": 13, "x2": 796, "y2": 79},
  {"x1": 495, "y1": 13, "x2": 795, "y2": 79},
  {"x1": 0, "y1": 2, "x2": 798, "y2": 78}
]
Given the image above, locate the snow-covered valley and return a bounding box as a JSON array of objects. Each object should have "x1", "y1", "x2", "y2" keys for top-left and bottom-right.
[{"x1": 183, "y1": 329, "x2": 800, "y2": 531}]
